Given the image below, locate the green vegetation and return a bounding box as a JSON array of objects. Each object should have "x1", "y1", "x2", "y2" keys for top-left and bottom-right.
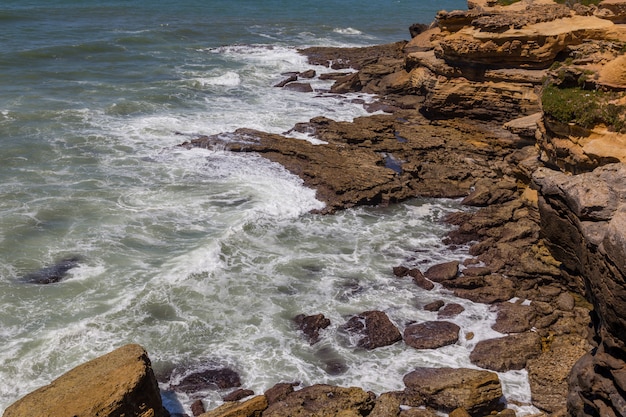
[{"x1": 541, "y1": 84, "x2": 626, "y2": 133}]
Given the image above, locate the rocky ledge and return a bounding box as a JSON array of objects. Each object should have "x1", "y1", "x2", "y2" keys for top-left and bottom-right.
[{"x1": 5, "y1": 0, "x2": 626, "y2": 417}]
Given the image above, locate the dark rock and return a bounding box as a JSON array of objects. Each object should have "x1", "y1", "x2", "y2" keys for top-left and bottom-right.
[
  {"x1": 409, "y1": 268, "x2": 435, "y2": 290},
  {"x1": 404, "y1": 321, "x2": 460, "y2": 349},
  {"x1": 315, "y1": 345, "x2": 348, "y2": 375},
  {"x1": 223, "y1": 388, "x2": 254, "y2": 402},
  {"x1": 470, "y1": 332, "x2": 542, "y2": 372},
  {"x1": 341, "y1": 310, "x2": 402, "y2": 349},
  {"x1": 283, "y1": 82, "x2": 313, "y2": 92},
  {"x1": 409, "y1": 23, "x2": 430, "y2": 38},
  {"x1": 172, "y1": 367, "x2": 241, "y2": 393},
  {"x1": 424, "y1": 300, "x2": 445, "y2": 312},
  {"x1": 438, "y1": 303, "x2": 465, "y2": 318},
  {"x1": 274, "y1": 74, "x2": 297, "y2": 88},
  {"x1": 263, "y1": 384, "x2": 375, "y2": 417},
  {"x1": 264, "y1": 382, "x2": 298, "y2": 405},
  {"x1": 424, "y1": 261, "x2": 459, "y2": 282},
  {"x1": 294, "y1": 313, "x2": 331, "y2": 345},
  {"x1": 298, "y1": 69, "x2": 316, "y2": 79},
  {"x1": 22, "y1": 256, "x2": 81, "y2": 284},
  {"x1": 393, "y1": 265, "x2": 410, "y2": 277},
  {"x1": 492, "y1": 302, "x2": 537, "y2": 334},
  {"x1": 403, "y1": 367, "x2": 503, "y2": 416},
  {"x1": 191, "y1": 399, "x2": 205, "y2": 416}
]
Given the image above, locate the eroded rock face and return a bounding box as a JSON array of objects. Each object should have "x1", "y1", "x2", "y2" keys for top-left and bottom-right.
[
  {"x1": 533, "y1": 163, "x2": 626, "y2": 416},
  {"x1": 3, "y1": 344, "x2": 166, "y2": 417},
  {"x1": 403, "y1": 367, "x2": 503, "y2": 416}
]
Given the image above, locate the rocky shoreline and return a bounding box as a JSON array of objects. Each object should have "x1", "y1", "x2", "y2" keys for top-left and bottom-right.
[{"x1": 5, "y1": 0, "x2": 626, "y2": 416}]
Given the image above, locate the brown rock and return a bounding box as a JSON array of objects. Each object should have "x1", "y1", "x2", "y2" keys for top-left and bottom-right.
[
  {"x1": 274, "y1": 74, "x2": 297, "y2": 88},
  {"x1": 424, "y1": 300, "x2": 445, "y2": 312},
  {"x1": 403, "y1": 367, "x2": 503, "y2": 416},
  {"x1": 438, "y1": 303, "x2": 465, "y2": 318},
  {"x1": 298, "y1": 69, "x2": 316, "y2": 79},
  {"x1": 470, "y1": 332, "x2": 542, "y2": 372},
  {"x1": 393, "y1": 266, "x2": 410, "y2": 277},
  {"x1": 192, "y1": 399, "x2": 206, "y2": 416},
  {"x1": 294, "y1": 313, "x2": 331, "y2": 345},
  {"x1": 262, "y1": 384, "x2": 375, "y2": 417},
  {"x1": 264, "y1": 382, "x2": 298, "y2": 405},
  {"x1": 424, "y1": 261, "x2": 459, "y2": 282},
  {"x1": 173, "y1": 367, "x2": 242, "y2": 393},
  {"x1": 404, "y1": 321, "x2": 460, "y2": 349},
  {"x1": 369, "y1": 392, "x2": 401, "y2": 417},
  {"x1": 453, "y1": 274, "x2": 516, "y2": 304},
  {"x1": 341, "y1": 310, "x2": 402, "y2": 349},
  {"x1": 3, "y1": 344, "x2": 166, "y2": 417},
  {"x1": 283, "y1": 82, "x2": 313, "y2": 93},
  {"x1": 223, "y1": 389, "x2": 255, "y2": 402},
  {"x1": 409, "y1": 268, "x2": 435, "y2": 290},
  {"x1": 492, "y1": 302, "x2": 537, "y2": 334},
  {"x1": 200, "y1": 395, "x2": 268, "y2": 417}
]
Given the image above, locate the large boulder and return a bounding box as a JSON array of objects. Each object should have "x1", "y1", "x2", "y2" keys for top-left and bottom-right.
[
  {"x1": 403, "y1": 367, "x2": 503, "y2": 416},
  {"x1": 199, "y1": 395, "x2": 267, "y2": 417},
  {"x1": 470, "y1": 332, "x2": 542, "y2": 372},
  {"x1": 3, "y1": 344, "x2": 166, "y2": 417},
  {"x1": 341, "y1": 310, "x2": 402, "y2": 350},
  {"x1": 403, "y1": 321, "x2": 460, "y2": 349}
]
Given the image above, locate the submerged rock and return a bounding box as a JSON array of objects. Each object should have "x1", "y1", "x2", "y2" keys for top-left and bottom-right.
[
  {"x1": 21, "y1": 256, "x2": 81, "y2": 284},
  {"x1": 293, "y1": 313, "x2": 331, "y2": 345}
]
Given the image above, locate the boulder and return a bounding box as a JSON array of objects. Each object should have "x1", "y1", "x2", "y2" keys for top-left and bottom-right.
[
  {"x1": 403, "y1": 321, "x2": 460, "y2": 349},
  {"x1": 491, "y1": 302, "x2": 537, "y2": 334},
  {"x1": 408, "y1": 268, "x2": 435, "y2": 290},
  {"x1": 403, "y1": 367, "x2": 503, "y2": 416},
  {"x1": 264, "y1": 382, "x2": 298, "y2": 405},
  {"x1": 171, "y1": 367, "x2": 241, "y2": 393},
  {"x1": 437, "y1": 303, "x2": 465, "y2": 319},
  {"x1": 341, "y1": 310, "x2": 402, "y2": 349},
  {"x1": 424, "y1": 300, "x2": 445, "y2": 312},
  {"x1": 424, "y1": 261, "x2": 459, "y2": 282},
  {"x1": 3, "y1": 344, "x2": 166, "y2": 417},
  {"x1": 262, "y1": 384, "x2": 375, "y2": 417},
  {"x1": 199, "y1": 395, "x2": 267, "y2": 417},
  {"x1": 469, "y1": 332, "x2": 542, "y2": 371},
  {"x1": 294, "y1": 313, "x2": 331, "y2": 345},
  {"x1": 223, "y1": 389, "x2": 255, "y2": 402}
]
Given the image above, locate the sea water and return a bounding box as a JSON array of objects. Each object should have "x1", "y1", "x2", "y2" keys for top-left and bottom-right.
[{"x1": 0, "y1": 1, "x2": 537, "y2": 415}]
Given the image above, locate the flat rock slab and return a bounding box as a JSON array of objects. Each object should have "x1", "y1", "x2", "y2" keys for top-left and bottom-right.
[
  {"x1": 403, "y1": 367, "x2": 503, "y2": 415},
  {"x1": 469, "y1": 332, "x2": 542, "y2": 372},
  {"x1": 404, "y1": 321, "x2": 460, "y2": 349}
]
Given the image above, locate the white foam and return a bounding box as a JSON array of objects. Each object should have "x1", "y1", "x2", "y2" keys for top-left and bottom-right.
[{"x1": 333, "y1": 27, "x2": 363, "y2": 36}]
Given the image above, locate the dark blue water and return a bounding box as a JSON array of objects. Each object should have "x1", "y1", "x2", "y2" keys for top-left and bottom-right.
[{"x1": 0, "y1": 1, "x2": 537, "y2": 415}]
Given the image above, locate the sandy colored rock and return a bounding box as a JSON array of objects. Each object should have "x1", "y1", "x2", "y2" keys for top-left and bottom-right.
[
  {"x1": 3, "y1": 344, "x2": 166, "y2": 417},
  {"x1": 199, "y1": 395, "x2": 268, "y2": 417},
  {"x1": 470, "y1": 332, "x2": 542, "y2": 372}
]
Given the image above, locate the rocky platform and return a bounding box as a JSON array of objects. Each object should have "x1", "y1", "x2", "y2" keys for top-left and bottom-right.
[{"x1": 5, "y1": 0, "x2": 626, "y2": 417}]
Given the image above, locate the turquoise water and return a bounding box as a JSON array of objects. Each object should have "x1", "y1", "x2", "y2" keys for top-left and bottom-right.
[{"x1": 0, "y1": 1, "x2": 538, "y2": 415}]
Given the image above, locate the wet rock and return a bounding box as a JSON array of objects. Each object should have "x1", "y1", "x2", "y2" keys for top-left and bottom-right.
[
  {"x1": 283, "y1": 82, "x2": 313, "y2": 93},
  {"x1": 424, "y1": 261, "x2": 459, "y2": 282},
  {"x1": 263, "y1": 384, "x2": 375, "y2": 417},
  {"x1": 409, "y1": 268, "x2": 435, "y2": 290},
  {"x1": 314, "y1": 345, "x2": 348, "y2": 375},
  {"x1": 452, "y1": 274, "x2": 516, "y2": 304},
  {"x1": 404, "y1": 321, "x2": 460, "y2": 349},
  {"x1": 22, "y1": 256, "x2": 81, "y2": 284},
  {"x1": 191, "y1": 399, "x2": 206, "y2": 416},
  {"x1": 424, "y1": 300, "x2": 445, "y2": 312},
  {"x1": 298, "y1": 69, "x2": 316, "y2": 79},
  {"x1": 200, "y1": 395, "x2": 267, "y2": 417},
  {"x1": 294, "y1": 313, "x2": 331, "y2": 345},
  {"x1": 393, "y1": 265, "x2": 410, "y2": 277},
  {"x1": 438, "y1": 303, "x2": 465, "y2": 319},
  {"x1": 369, "y1": 392, "x2": 401, "y2": 417},
  {"x1": 3, "y1": 344, "x2": 167, "y2": 417},
  {"x1": 264, "y1": 382, "x2": 298, "y2": 405},
  {"x1": 492, "y1": 302, "x2": 537, "y2": 334},
  {"x1": 403, "y1": 367, "x2": 503, "y2": 416},
  {"x1": 470, "y1": 332, "x2": 542, "y2": 372},
  {"x1": 172, "y1": 367, "x2": 241, "y2": 393},
  {"x1": 341, "y1": 310, "x2": 402, "y2": 350},
  {"x1": 223, "y1": 388, "x2": 255, "y2": 402},
  {"x1": 274, "y1": 74, "x2": 297, "y2": 87}
]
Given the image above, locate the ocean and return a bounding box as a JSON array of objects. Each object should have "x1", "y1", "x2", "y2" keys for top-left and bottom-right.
[{"x1": 0, "y1": 0, "x2": 537, "y2": 415}]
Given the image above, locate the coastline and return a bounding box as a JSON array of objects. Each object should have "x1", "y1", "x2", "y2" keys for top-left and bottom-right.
[{"x1": 5, "y1": 0, "x2": 626, "y2": 416}]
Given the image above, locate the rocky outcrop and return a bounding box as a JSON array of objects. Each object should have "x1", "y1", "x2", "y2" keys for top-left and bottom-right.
[
  {"x1": 3, "y1": 344, "x2": 166, "y2": 417},
  {"x1": 340, "y1": 310, "x2": 402, "y2": 349},
  {"x1": 403, "y1": 321, "x2": 460, "y2": 349},
  {"x1": 533, "y1": 163, "x2": 626, "y2": 416}
]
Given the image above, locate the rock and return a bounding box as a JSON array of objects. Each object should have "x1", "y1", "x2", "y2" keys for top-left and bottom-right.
[
  {"x1": 408, "y1": 268, "x2": 435, "y2": 290},
  {"x1": 21, "y1": 256, "x2": 81, "y2": 284},
  {"x1": 274, "y1": 74, "x2": 297, "y2": 88},
  {"x1": 341, "y1": 310, "x2": 402, "y2": 349},
  {"x1": 452, "y1": 274, "x2": 516, "y2": 304},
  {"x1": 424, "y1": 261, "x2": 459, "y2": 282},
  {"x1": 283, "y1": 82, "x2": 313, "y2": 93},
  {"x1": 469, "y1": 332, "x2": 542, "y2": 372},
  {"x1": 298, "y1": 69, "x2": 316, "y2": 79},
  {"x1": 437, "y1": 303, "x2": 465, "y2": 318},
  {"x1": 491, "y1": 302, "x2": 537, "y2": 334},
  {"x1": 223, "y1": 389, "x2": 255, "y2": 402},
  {"x1": 3, "y1": 344, "x2": 166, "y2": 417},
  {"x1": 403, "y1": 367, "x2": 503, "y2": 416},
  {"x1": 369, "y1": 392, "x2": 401, "y2": 417},
  {"x1": 556, "y1": 292, "x2": 575, "y2": 312},
  {"x1": 192, "y1": 399, "x2": 206, "y2": 416},
  {"x1": 262, "y1": 384, "x2": 375, "y2": 417},
  {"x1": 172, "y1": 367, "x2": 242, "y2": 393},
  {"x1": 199, "y1": 395, "x2": 268, "y2": 417},
  {"x1": 264, "y1": 382, "x2": 298, "y2": 405},
  {"x1": 504, "y1": 112, "x2": 543, "y2": 138},
  {"x1": 294, "y1": 313, "x2": 331, "y2": 345},
  {"x1": 403, "y1": 321, "x2": 460, "y2": 349},
  {"x1": 424, "y1": 300, "x2": 445, "y2": 312},
  {"x1": 393, "y1": 266, "x2": 410, "y2": 277}
]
